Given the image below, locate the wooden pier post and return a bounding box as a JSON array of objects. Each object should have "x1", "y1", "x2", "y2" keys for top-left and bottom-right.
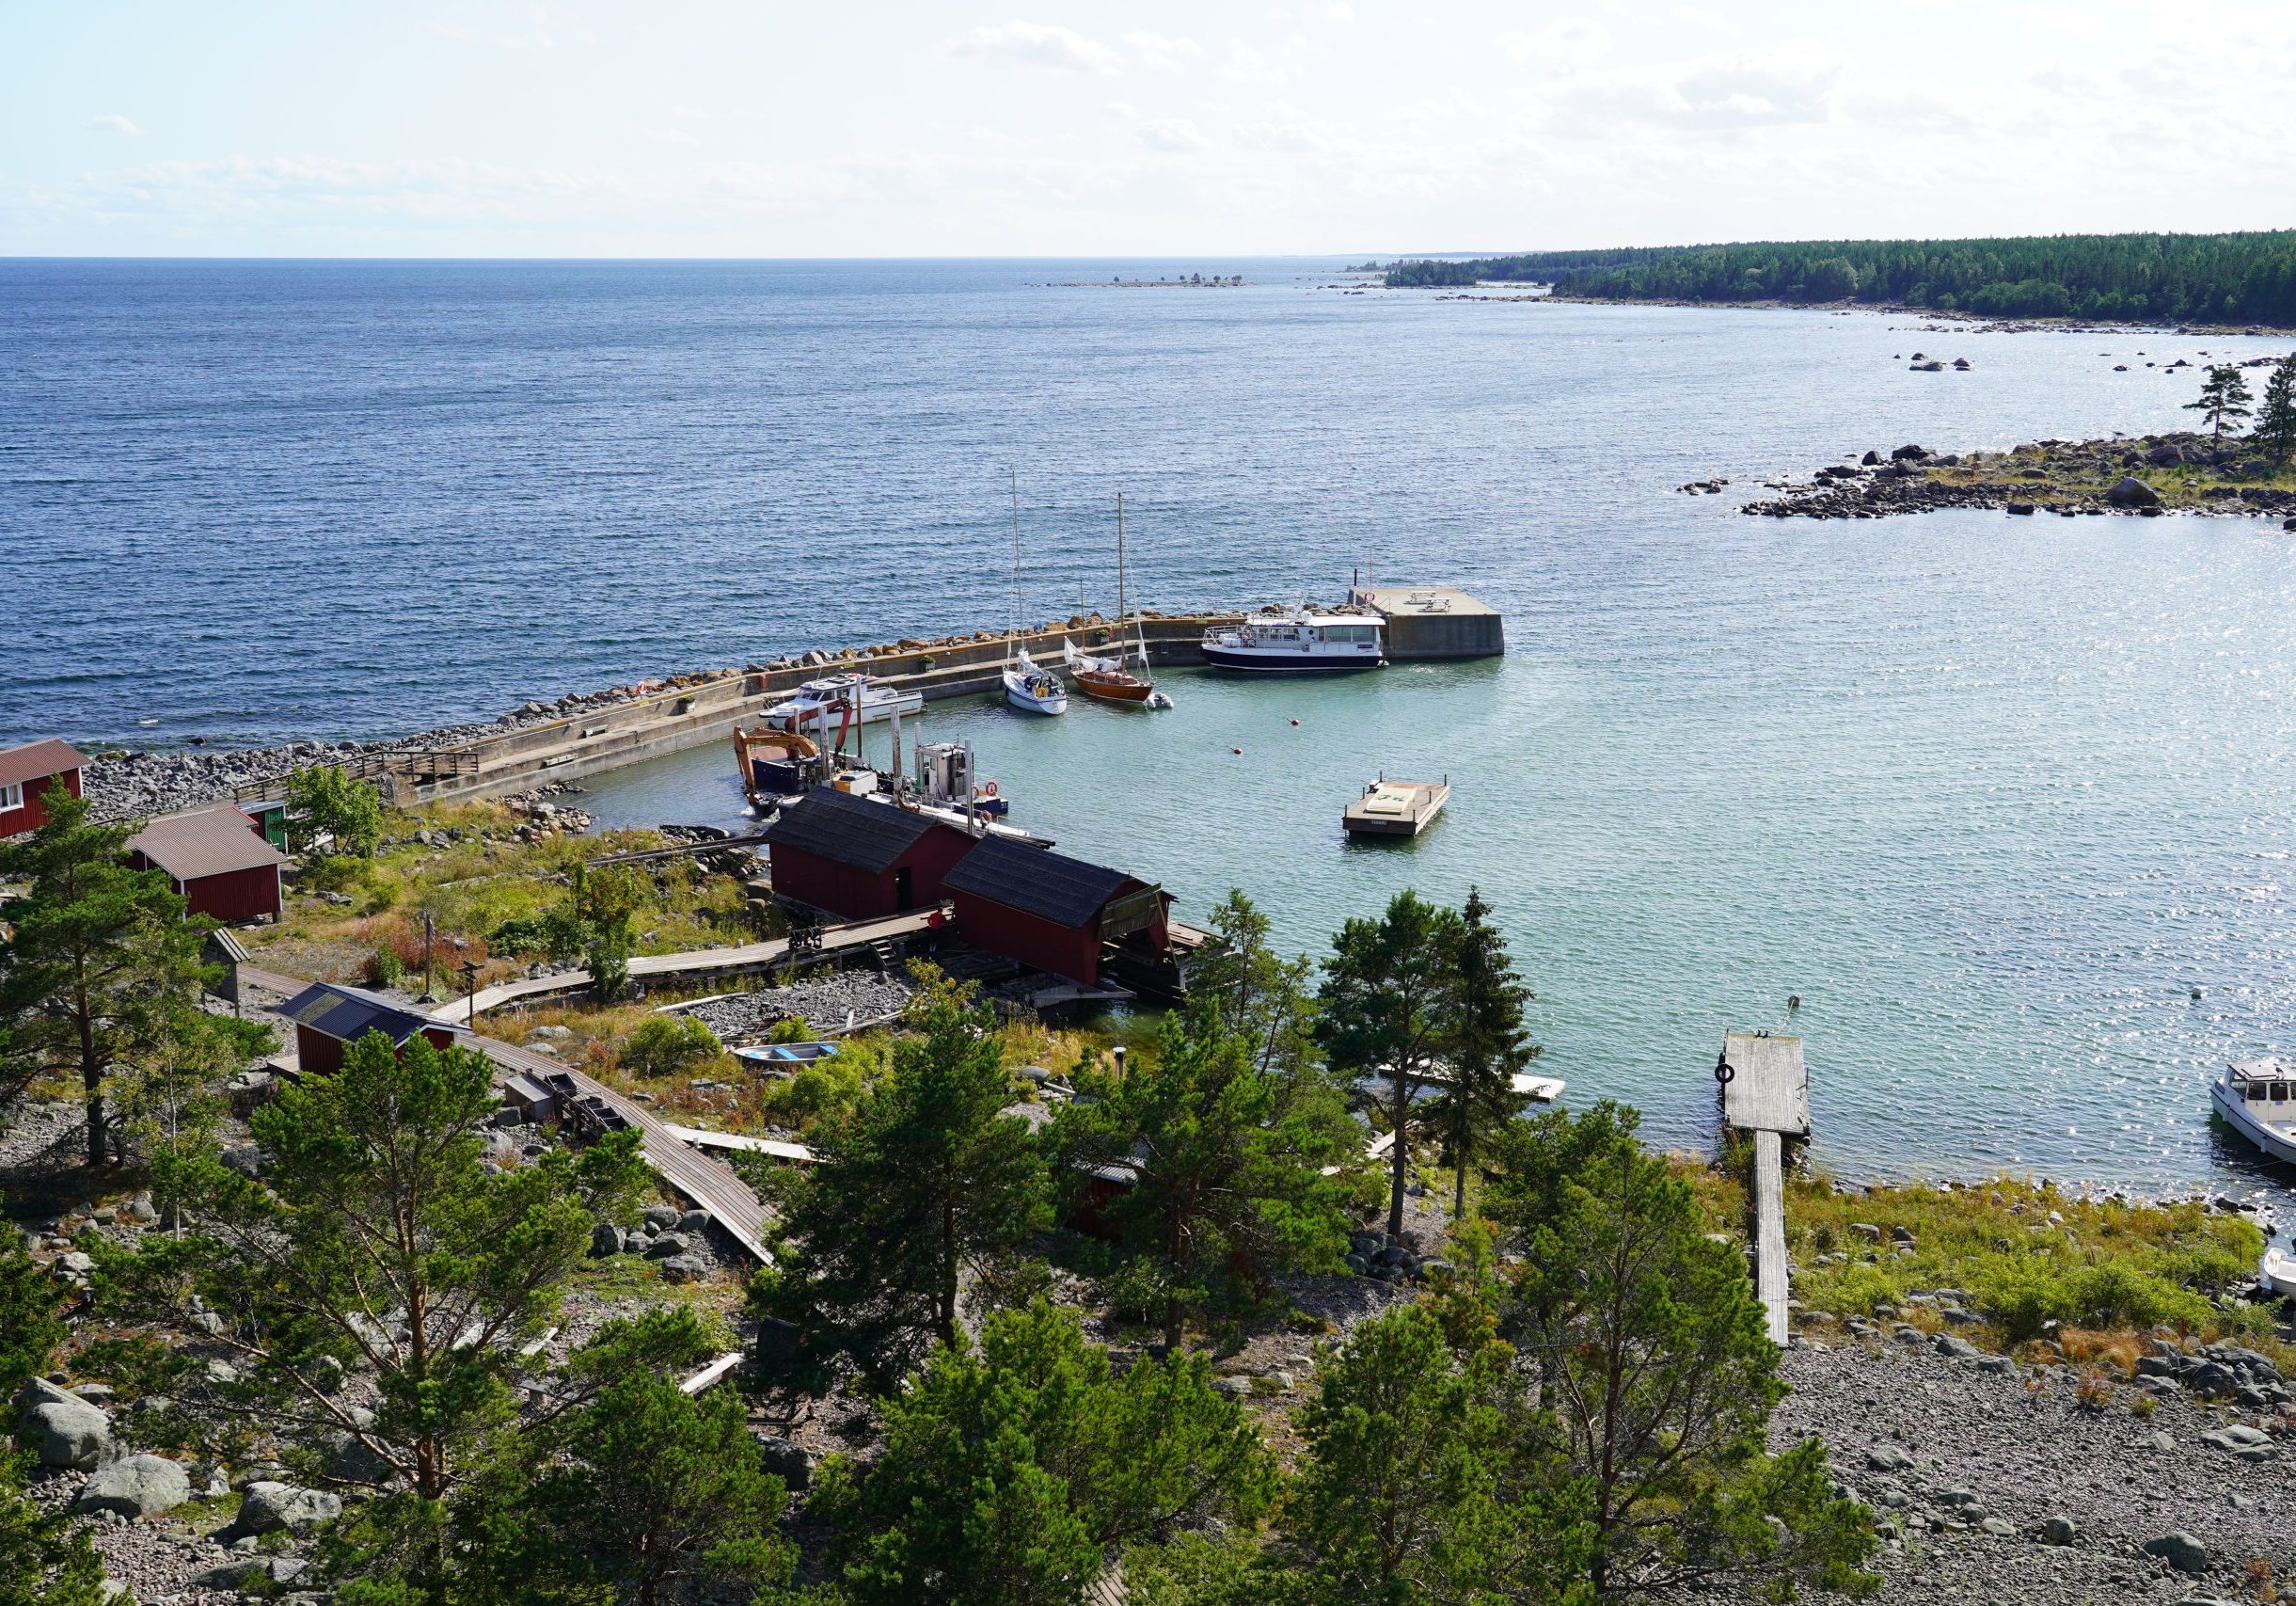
[{"x1": 1717, "y1": 1030, "x2": 1809, "y2": 1346}]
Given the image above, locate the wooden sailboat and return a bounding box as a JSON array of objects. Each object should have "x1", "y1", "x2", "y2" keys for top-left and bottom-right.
[
  {"x1": 1064, "y1": 493, "x2": 1163, "y2": 706},
  {"x1": 1001, "y1": 471, "x2": 1068, "y2": 716}
]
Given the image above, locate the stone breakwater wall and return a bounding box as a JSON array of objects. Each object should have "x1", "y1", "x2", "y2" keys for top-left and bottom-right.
[
  {"x1": 83, "y1": 612, "x2": 1241, "y2": 820},
  {"x1": 1737, "y1": 431, "x2": 2296, "y2": 522}
]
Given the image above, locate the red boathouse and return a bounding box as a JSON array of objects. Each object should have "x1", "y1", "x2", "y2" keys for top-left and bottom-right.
[
  {"x1": 941, "y1": 835, "x2": 1170, "y2": 988},
  {"x1": 0, "y1": 739, "x2": 88, "y2": 838},
  {"x1": 761, "y1": 789, "x2": 974, "y2": 919},
  {"x1": 125, "y1": 803, "x2": 289, "y2": 925}
]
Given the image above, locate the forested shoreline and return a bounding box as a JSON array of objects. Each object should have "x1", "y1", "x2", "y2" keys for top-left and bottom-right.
[{"x1": 1382, "y1": 231, "x2": 2296, "y2": 325}]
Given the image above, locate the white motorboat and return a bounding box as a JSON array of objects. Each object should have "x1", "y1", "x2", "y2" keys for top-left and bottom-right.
[
  {"x1": 2211, "y1": 1058, "x2": 2296, "y2": 1166},
  {"x1": 1003, "y1": 648, "x2": 1068, "y2": 715},
  {"x1": 1202, "y1": 608, "x2": 1386, "y2": 672},
  {"x1": 2264, "y1": 1246, "x2": 2296, "y2": 1300},
  {"x1": 767, "y1": 675, "x2": 923, "y2": 736}
]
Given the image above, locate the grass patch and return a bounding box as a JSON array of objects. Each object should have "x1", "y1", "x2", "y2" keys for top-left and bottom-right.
[
  {"x1": 1682, "y1": 1159, "x2": 2285, "y2": 1365},
  {"x1": 246, "y1": 801, "x2": 762, "y2": 991}
]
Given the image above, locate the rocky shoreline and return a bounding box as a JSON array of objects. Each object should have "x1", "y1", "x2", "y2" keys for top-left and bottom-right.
[{"x1": 1736, "y1": 431, "x2": 2296, "y2": 522}]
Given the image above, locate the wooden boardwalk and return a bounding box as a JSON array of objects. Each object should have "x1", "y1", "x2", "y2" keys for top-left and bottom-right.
[
  {"x1": 435, "y1": 908, "x2": 942, "y2": 1021},
  {"x1": 240, "y1": 962, "x2": 776, "y2": 1266},
  {"x1": 1718, "y1": 1031, "x2": 1808, "y2": 1346}
]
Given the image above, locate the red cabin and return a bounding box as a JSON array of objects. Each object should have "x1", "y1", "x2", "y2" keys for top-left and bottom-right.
[
  {"x1": 277, "y1": 981, "x2": 467, "y2": 1077},
  {"x1": 125, "y1": 803, "x2": 289, "y2": 925},
  {"x1": 0, "y1": 739, "x2": 87, "y2": 838},
  {"x1": 941, "y1": 835, "x2": 1170, "y2": 988},
  {"x1": 761, "y1": 789, "x2": 975, "y2": 919}
]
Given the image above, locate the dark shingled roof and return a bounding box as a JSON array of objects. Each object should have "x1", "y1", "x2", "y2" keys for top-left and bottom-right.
[
  {"x1": 761, "y1": 789, "x2": 949, "y2": 873},
  {"x1": 279, "y1": 981, "x2": 453, "y2": 1048},
  {"x1": 942, "y1": 835, "x2": 1132, "y2": 929}
]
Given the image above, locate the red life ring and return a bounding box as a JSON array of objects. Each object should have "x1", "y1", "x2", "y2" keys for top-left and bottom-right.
[{"x1": 981, "y1": 779, "x2": 1000, "y2": 800}]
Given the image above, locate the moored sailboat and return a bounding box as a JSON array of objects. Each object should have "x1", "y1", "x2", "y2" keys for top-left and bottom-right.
[
  {"x1": 1001, "y1": 470, "x2": 1068, "y2": 715},
  {"x1": 1064, "y1": 492, "x2": 1166, "y2": 707}
]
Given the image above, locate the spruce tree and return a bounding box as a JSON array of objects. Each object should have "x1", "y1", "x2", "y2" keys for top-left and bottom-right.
[
  {"x1": 1431, "y1": 886, "x2": 1541, "y2": 1217},
  {"x1": 1054, "y1": 1001, "x2": 1352, "y2": 1348},
  {"x1": 1317, "y1": 891, "x2": 1463, "y2": 1241},
  {"x1": 2254, "y1": 352, "x2": 2296, "y2": 466},
  {"x1": 0, "y1": 783, "x2": 207, "y2": 1167},
  {"x1": 2184, "y1": 362, "x2": 2254, "y2": 440},
  {"x1": 748, "y1": 969, "x2": 1050, "y2": 1397},
  {"x1": 1188, "y1": 890, "x2": 1319, "y2": 1079}
]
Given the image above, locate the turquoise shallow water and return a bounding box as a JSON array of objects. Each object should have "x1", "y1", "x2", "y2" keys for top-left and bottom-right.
[
  {"x1": 581, "y1": 506, "x2": 2296, "y2": 1201},
  {"x1": 8, "y1": 258, "x2": 2296, "y2": 1200}
]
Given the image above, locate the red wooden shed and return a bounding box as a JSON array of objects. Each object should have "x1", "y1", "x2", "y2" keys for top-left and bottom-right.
[
  {"x1": 941, "y1": 835, "x2": 1170, "y2": 987},
  {"x1": 0, "y1": 739, "x2": 87, "y2": 838},
  {"x1": 125, "y1": 803, "x2": 289, "y2": 925},
  {"x1": 277, "y1": 981, "x2": 467, "y2": 1077},
  {"x1": 761, "y1": 789, "x2": 974, "y2": 919}
]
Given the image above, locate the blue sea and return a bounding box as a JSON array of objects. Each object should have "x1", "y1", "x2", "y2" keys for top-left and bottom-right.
[{"x1": 7, "y1": 257, "x2": 2296, "y2": 1201}]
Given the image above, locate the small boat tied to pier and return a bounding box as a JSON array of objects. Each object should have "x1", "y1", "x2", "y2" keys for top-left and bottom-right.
[
  {"x1": 1001, "y1": 471, "x2": 1069, "y2": 715},
  {"x1": 2213, "y1": 1058, "x2": 2296, "y2": 1167},
  {"x1": 766, "y1": 674, "x2": 923, "y2": 735},
  {"x1": 1342, "y1": 774, "x2": 1449, "y2": 838}
]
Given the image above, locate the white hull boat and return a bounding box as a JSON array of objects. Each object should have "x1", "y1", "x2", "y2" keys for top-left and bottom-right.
[
  {"x1": 2213, "y1": 1058, "x2": 2296, "y2": 1166},
  {"x1": 1202, "y1": 608, "x2": 1386, "y2": 672},
  {"x1": 1003, "y1": 649, "x2": 1068, "y2": 715},
  {"x1": 768, "y1": 676, "x2": 924, "y2": 734},
  {"x1": 2265, "y1": 1247, "x2": 2296, "y2": 1299}
]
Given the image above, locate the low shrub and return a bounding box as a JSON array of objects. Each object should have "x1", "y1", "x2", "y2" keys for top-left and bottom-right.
[{"x1": 619, "y1": 1014, "x2": 723, "y2": 1081}]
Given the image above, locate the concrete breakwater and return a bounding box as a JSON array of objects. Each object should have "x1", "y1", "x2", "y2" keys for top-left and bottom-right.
[{"x1": 82, "y1": 613, "x2": 1243, "y2": 820}]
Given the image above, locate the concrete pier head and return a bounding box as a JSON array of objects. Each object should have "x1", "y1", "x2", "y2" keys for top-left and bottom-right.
[{"x1": 1351, "y1": 586, "x2": 1505, "y2": 660}]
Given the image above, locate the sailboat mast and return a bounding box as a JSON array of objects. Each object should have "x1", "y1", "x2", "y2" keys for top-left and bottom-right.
[
  {"x1": 1115, "y1": 493, "x2": 1127, "y2": 666},
  {"x1": 1006, "y1": 469, "x2": 1021, "y2": 664}
]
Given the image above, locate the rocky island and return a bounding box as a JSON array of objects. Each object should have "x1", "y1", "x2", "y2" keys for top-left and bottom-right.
[{"x1": 1736, "y1": 432, "x2": 2296, "y2": 523}]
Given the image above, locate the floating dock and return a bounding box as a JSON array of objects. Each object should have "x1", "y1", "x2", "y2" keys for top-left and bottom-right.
[
  {"x1": 1717, "y1": 1030, "x2": 1809, "y2": 1346},
  {"x1": 1351, "y1": 585, "x2": 1506, "y2": 660},
  {"x1": 1342, "y1": 776, "x2": 1450, "y2": 836}
]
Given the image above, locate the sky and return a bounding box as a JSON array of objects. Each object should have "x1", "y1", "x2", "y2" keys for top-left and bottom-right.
[{"x1": 6, "y1": 1, "x2": 2295, "y2": 257}]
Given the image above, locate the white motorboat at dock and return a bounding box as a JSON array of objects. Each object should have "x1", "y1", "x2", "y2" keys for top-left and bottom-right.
[
  {"x1": 765, "y1": 674, "x2": 923, "y2": 734},
  {"x1": 1201, "y1": 606, "x2": 1386, "y2": 672},
  {"x1": 2212, "y1": 1058, "x2": 2296, "y2": 1166}
]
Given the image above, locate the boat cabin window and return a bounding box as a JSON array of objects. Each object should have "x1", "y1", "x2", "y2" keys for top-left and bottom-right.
[{"x1": 1319, "y1": 624, "x2": 1379, "y2": 644}]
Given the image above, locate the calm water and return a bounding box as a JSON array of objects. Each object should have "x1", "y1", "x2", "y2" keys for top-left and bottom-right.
[{"x1": 8, "y1": 259, "x2": 2296, "y2": 1200}]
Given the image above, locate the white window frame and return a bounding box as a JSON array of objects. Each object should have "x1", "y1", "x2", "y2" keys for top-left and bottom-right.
[{"x1": 0, "y1": 781, "x2": 21, "y2": 812}]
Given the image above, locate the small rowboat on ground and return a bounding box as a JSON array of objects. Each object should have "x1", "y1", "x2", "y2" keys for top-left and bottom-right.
[{"x1": 1343, "y1": 775, "x2": 1449, "y2": 838}]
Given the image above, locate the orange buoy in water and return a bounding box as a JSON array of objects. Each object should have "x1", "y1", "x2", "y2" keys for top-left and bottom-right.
[
  {"x1": 1231, "y1": 746, "x2": 1243, "y2": 755},
  {"x1": 1290, "y1": 718, "x2": 1300, "y2": 726}
]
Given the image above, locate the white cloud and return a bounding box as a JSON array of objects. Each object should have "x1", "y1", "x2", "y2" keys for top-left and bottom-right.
[
  {"x1": 87, "y1": 114, "x2": 143, "y2": 135},
  {"x1": 1539, "y1": 42, "x2": 1845, "y2": 131},
  {"x1": 1121, "y1": 30, "x2": 1204, "y2": 72},
  {"x1": 643, "y1": 128, "x2": 701, "y2": 146},
  {"x1": 1134, "y1": 117, "x2": 1209, "y2": 152},
  {"x1": 944, "y1": 20, "x2": 1122, "y2": 74},
  {"x1": 1498, "y1": 19, "x2": 1610, "y2": 67},
  {"x1": 1324, "y1": 2, "x2": 1355, "y2": 19}
]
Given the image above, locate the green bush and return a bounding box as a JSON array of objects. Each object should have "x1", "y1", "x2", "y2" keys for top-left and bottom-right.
[
  {"x1": 619, "y1": 1014, "x2": 721, "y2": 1081},
  {"x1": 765, "y1": 1016, "x2": 815, "y2": 1044}
]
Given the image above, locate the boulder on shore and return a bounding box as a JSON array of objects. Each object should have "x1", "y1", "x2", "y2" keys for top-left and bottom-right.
[
  {"x1": 19, "y1": 1380, "x2": 114, "y2": 1471},
  {"x1": 2107, "y1": 476, "x2": 2161, "y2": 509},
  {"x1": 233, "y1": 1480, "x2": 343, "y2": 1537},
  {"x1": 73, "y1": 1455, "x2": 191, "y2": 1517}
]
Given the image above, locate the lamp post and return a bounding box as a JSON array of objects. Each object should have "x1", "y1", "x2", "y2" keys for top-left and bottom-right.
[
  {"x1": 459, "y1": 957, "x2": 482, "y2": 1028},
  {"x1": 417, "y1": 912, "x2": 438, "y2": 1004}
]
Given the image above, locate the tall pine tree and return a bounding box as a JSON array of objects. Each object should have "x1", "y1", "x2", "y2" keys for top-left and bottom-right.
[
  {"x1": 2254, "y1": 351, "x2": 2296, "y2": 466},
  {"x1": 1318, "y1": 891, "x2": 1463, "y2": 1242},
  {"x1": 748, "y1": 968, "x2": 1050, "y2": 1396},
  {"x1": 0, "y1": 783, "x2": 208, "y2": 1167},
  {"x1": 2184, "y1": 362, "x2": 2254, "y2": 440},
  {"x1": 1431, "y1": 886, "x2": 1541, "y2": 1218}
]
